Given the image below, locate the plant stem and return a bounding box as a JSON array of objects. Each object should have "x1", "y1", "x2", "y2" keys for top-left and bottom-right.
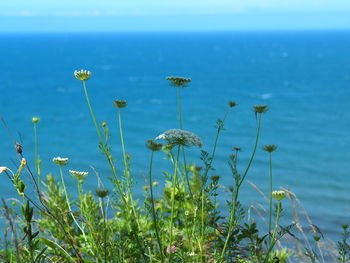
[
  {"x1": 268, "y1": 152, "x2": 273, "y2": 244},
  {"x1": 170, "y1": 146, "x2": 181, "y2": 248},
  {"x1": 102, "y1": 197, "x2": 107, "y2": 263},
  {"x1": 149, "y1": 151, "x2": 165, "y2": 263},
  {"x1": 33, "y1": 122, "x2": 40, "y2": 190},
  {"x1": 220, "y1": 113, "x2": 263, "y2": 260},
  {"x1": 177, "y1": 87, "x2": 183, "y2": 129},
  {"x1": 264, "y1": 202, "x2": 282, "y2": 263}
]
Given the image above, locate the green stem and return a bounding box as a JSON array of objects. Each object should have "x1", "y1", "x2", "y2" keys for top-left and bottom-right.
[
  {"x1": 102, "y1": 197, "x2": 107, "y2": 263},
  {"x1": 149, "y1": 151, "x2": 165, "y2": 263},
  {"x1": 201, "y1": 109, "x2": 230, "y2": 258},
  {"x1": 177, "y1": 87, "x2": 183, "y2": 129},
  {"x1": 33, "y1": 122, "x2": 40, "y2": 191},
  {"x1": 182, "y1": 146, "x2": 193, "y2": 200},
  {"x1": 170, "y1": 146, "x2": 181, "y2": 248},
  {"x1": 264, "y1": 202, "x2": 282, "y2": 263},
  {"x1": 59, "y1": 167, "x2": 87, "y2": 240},
  {"x1": 268, "y1": 152, "x2": 273, "y2": 244},
  {"x1": 220, "y1": 113, "x2": 263, "y2": 260}
]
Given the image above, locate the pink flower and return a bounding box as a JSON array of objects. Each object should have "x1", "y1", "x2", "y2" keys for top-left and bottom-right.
[{"x1": 166, "y1": 246, "x2": 177, "y2": 253}]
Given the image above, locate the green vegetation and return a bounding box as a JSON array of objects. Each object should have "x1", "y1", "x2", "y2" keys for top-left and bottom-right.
[{"x1": 0, "y1": 70, "x2": 348, "y2": 262}]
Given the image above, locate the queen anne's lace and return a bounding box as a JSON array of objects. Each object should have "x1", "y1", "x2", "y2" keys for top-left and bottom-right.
[{"x1": 155, "y1": 129, "x2": 202, "y2": 147}]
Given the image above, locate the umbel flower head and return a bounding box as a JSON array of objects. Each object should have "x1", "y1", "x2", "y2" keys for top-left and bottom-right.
[
  {"x1": 69, "y1": 170, "x2": 88, "y2": 181},
  {"x1": 166, "y1": 76, "x2": 191, "y2": 87},
  {"x1": 31, "y1": 117, "x2": 40, "y2": 124},
  {"x1": 263, "y1": 144, "x2": 277, "y2": 153},
  {"x1": 253, "y1": 105, "x2": 268, "y2": 114},
  {"x1": 96, "y1": 187, "x2": 109, "y2": 198},
  {"x1": 155, "y1": 129, "x2": 202, "y2": 147},
  {"x1": 146, "y1": 140, "x2": 163, "y2": 151},
  {"x1": 74, "y1": 69, "x2": 91, "y2": 81},
  {"x1": 228, "y1": 101, "x2": 237, "y2": 108},
  {"x1": 272, "y1": 190, "x2": 287, "y2": 201},
  {"x1": 52, "y1": 157, "x2": 69, "y2": 166},
  {"x1": 113, "y1": 99, "x2": 127, "y2": 108}
]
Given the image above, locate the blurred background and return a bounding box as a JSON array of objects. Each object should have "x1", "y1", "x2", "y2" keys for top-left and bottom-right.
[{"x1": 0, "y1": 0, "x2": 350, "y2": 240}]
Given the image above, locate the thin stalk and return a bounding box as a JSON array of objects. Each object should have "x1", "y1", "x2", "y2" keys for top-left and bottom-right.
[
  {"x1": 102, "y1": 197, "x2": 107, "y2": 263},
  {"x1": 169, "y1": 146, "x2": 181, "y2": 248},
  {"x1": 200, "y1": 109, "x2": 230, "y2": 258},
  {"x1": 177, "y1": 87, "x2": 183, "y2": 129},
  {"x1": 149, "y1": 151, "x2": 165, "y2": 263},
  {"x1": 81, "y1": 80, "x2": 147, "y2": 261},
  {"x1": 81, "y1": 81, "x2": 127, "y2": 206},
  {"x1": 182, "y1": 146, "x2": 193, "y2": 200},
  {"x1": 268, "y1": 152, "x2": 273, "y2": 243},
  {"x1": 33, "y1": 122, "x2": 40, "y2": 190},
  {"x1": 220, "y1": 113, "x2": 263, "y2": 260},
  {"x1": 264, "y1": 202, "x2": 282, "y2": 263},
  {"x1": 59, "y1": 167, "x2": 87, "y2": 238}
]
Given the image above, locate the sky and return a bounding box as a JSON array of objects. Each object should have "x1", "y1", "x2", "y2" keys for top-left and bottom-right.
[{"x1": 1, "y1": 0, "x2": 350, "y2": 32}]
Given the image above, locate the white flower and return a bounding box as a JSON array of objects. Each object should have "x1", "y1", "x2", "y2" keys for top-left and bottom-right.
[
  {"x1": 69, "y1": 170, "x2": 88, "y2": 180},
  {"x1": 52, "y1": 157, "x2": 69, "y2": 166},
  {"x1": 155, "y1": 129, "x2": 202, "y2": 147},
  {"x1": 74, "y1": 69, "x2": 91, "y2": 81}
]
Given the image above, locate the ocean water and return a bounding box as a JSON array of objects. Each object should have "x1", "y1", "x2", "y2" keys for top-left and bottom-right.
[{"x1": 0, "y1": 31, "x2": 350, "y2": 241}]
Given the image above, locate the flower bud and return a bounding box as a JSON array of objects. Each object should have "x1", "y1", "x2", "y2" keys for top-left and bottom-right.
[
  {"x1": 146, "y1": 140, "x2": 163, "y2": 151},
  {"x1": 228, "y1": 101, "x2": 237, "y2": 108},
  {"x1": 15, "y1": 142, "x2": 23, "y2": 154},
  {"x1": 31, "y1": 117, "x2": 40, "y2": 124},
  {"x1": 263, "y1": 144, "x2": 277, "y2": 153},
  {"x1": 113, "y1": 100, "x2": 127, "y2": 108},
  {"x1": 272, "y1": 190, "x2": 286, "y2": 201},
  {"x1": 96, "y1": 188, "x2": 109, "y2": 198},
  {"x1": 253, "y1": 105, "x2": 268, "y2": 114}
]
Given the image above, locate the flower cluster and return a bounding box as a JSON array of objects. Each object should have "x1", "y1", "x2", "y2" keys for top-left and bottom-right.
[
  {"x1": 155, "y1": 129, "x2": 202, "y2": 147},
  {"x1": 69, "y1": 170, "x2": 88, "y2": 180},
  {"x1": 272, "y1": 190, "x2": 287, "y2": 201},
  {"x1": 74, "y1": 69, "x2": 91, "y2": 81},
  {"x1": 263, "y1": 144, "x2": 277, "y2": 153},
  {"x1": 113, "y1": 99, "x2": 127, "y2": 108},
  {"x1": 52, "y1": 157, "x2": 69, "y2": 166},
  {"x1": 166, "y1": 76, "x2": 191, "y2": 87},
  {"x1": 253, "y1": 105, "x2": 268, "y2": 114}
]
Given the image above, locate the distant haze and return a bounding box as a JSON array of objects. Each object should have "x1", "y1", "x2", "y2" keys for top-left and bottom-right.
[{"x1": 1, "y1": 0, "x2": 350, "y2": 32}]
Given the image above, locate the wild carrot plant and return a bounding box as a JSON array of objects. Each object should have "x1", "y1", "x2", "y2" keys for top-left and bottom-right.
[{"x1": 0, "y1": 70, "x2": 347, "y2": 263}]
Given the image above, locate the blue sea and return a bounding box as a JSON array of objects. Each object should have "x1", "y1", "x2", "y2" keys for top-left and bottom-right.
[{"x1": 0, "y1": 31, "x2": 350, "y2": 241}]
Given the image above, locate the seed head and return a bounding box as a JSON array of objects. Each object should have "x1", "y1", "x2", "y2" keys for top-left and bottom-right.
[
  {"x1": 31, "y1": 117, "x2": 40, "y2": 124},
  {"x1": 228, "y1": 101, "x2": 237, "y2": 108},
  {"x1": 101, "y1": 121, "x2": 107, "y2": 127},
  {"x1": 146, "y1": 140, "x2": 163, "y2": 151},
  {"x1": 74, "y1": 69, "x2": 91, "y2": 81},
  {"x1": 52, "y1": 157, "x2": 69, "y2": 166},
  {"x1": 15, "y1": 142, "x2": 23, "y2": 154},
  {"x1": 263, "y1": 144, "x2": 277, "y2": 153},
  {"x1": 253, "y1": 105, "x2": 268, "y2": 114},
  {"x1": 153, "y1": 181, "x2": 159, "y2": 187},
  {"x1": 155, "y1": 129, "x2": 202, "y2": 147},
  {"x1": 272, "y1": 190, "x2": 287, "y2": 201},
  {"x1": 96, "y1": 188, "x2": 109, "y2": 198},
  {"x1": 69, "y1": 170, "x2": 88, "y2": 181},
  {"x1": 113, "y1": 99, "x2": 127, "y2": 108},
  {"x1": 166, "y1": 76, "x2": 191, "y2": 87},
  {"x1": 233, "y1": 147, "x2": 242, "y2": 152}
]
